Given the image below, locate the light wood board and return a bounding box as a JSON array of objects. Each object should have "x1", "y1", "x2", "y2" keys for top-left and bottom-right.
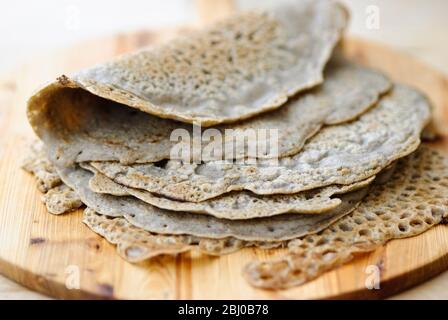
[{"x1": 0, "y1": 30, "x2": 448, "y2": 299}]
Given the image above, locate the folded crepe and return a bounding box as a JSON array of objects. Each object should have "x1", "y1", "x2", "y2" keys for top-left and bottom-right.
[
  {"x1": 27, "y1": 0, "x2": 349, "y2": 167},
  {"x1": 24, "y1": 145, "x2": 374, "y2": 218},
  {"x1": 28, "y1": 143, "x2": 448, "y2": 282},
  {"x1": 55, "y1": 164, "x2": 369, "y2": 242},
  {"x1": 22, "y1": 0, "x2": 445, "y2": 292},
  {"x1": 82, "y1": 208, "x2": 285, "y2": 262},
  {"x1": 244, "y1": 144, "x2": 448, "y2": 289},
  {"x1": 27, "y1": 57, "x2": 390, "y2": 166},
  {"x1": 90, "y1": 85, "x2": 431, "y2": 202},
  {"x1": 83, "y1": 162, "x2": 375, "y2": 218}
]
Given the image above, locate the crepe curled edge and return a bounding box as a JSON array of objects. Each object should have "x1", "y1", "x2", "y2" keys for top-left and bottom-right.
[
  {"x1": 21, "y1": 141, "x2": 61, "y2": 193},
  {"x1": 21, "y1": 141, "x2": 83, "y2": 214},
  {"x1": 90, "y1": 84, "x2": 432, "y2": 202},
  {"x1": 21, "y1": 144, "x2": 286, "y2": 257},
  {"x1": 243, "y1": 144, "x2": 448, "y2": 289},
  {"x1": 57, "y1": 164, "x2": 371, "y2": 242},
  {"x1": 27, "y1": 0, "x2": 348, "y2": 132},
  {"x1": 83, "y1": 162, "x2": 375, "y2": 219},
  {"x1": 22, "y1": 142, "x2": 370, "y2": 241},
  {"x1": 25, "y1": 59, "x2": 391, "y2": 167},
  {"x1": 24, "y1": 143, "x2": 448, "y2": 291},
  {"x1": 82, "y1": 207, "x2": 284, "y2": 262}
]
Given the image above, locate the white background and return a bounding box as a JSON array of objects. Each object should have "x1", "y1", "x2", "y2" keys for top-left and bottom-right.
[{"x1": 0, "y1": 0, "x2": 447, "y2": 74}]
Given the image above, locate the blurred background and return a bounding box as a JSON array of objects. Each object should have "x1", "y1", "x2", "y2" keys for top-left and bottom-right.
[
  {"x1": 0, "y1": 0, "x2": 447, "y2": 299},
  {"x1": 0, "y1": 0, "x2": 447, "y2": 74}
]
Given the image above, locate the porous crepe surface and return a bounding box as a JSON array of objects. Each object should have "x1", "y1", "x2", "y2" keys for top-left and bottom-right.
[
  {"x1": 23, "y1": 146, "x2": 448, "y2": 289},
  {"x1": 21, "y1": 142, "x2": 61, "y2": 192},
  {"x1": 244, "y1": 145, "x2": 448, "y2": 289},
  {"x1": 21, "y1": 147, "x2": 285, "y2": 252},
  {"x1": 83, "y1": 208, "x2": 283, "y2": 262},
  {"x1": 83, "y1": 162, "x2": 374, "y2": 218},
  {"x1": 42, "y1": 184, "x2": 83, "y2": 215},
  {"x1": 91, "y1": 84, "x2": 431, "y2": 202},
  {"x1": 56, "y1": 165, "x2": 368, "y2": 241},
  {"x1": 27, "y1": 0, "x2": 348, "y2": 133},
  {"x1": 216, "y1": 59, "x2": 391, "y2": 160},
  {"x1": 83, "y1": 207, "x2": 193, "y2": 261},
  {"x1": 26, "y1": 59, "x2": 390, "y2": 166},
  {"x1": 22, "y1": 145, "x2": 83, "y2": 215}
]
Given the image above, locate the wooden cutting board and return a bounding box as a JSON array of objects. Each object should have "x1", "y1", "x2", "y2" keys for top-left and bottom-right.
[{"x1": 0, "y1": 30, "x2": 448, "y2": 299}]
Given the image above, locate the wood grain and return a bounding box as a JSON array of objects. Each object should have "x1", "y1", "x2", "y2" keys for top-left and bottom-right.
[{"x1": 0, "y1": 31, "x2": 447, "y2": 299}]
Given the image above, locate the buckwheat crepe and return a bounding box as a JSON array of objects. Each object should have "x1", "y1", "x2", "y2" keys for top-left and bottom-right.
[
  {"x1": 83, "y1": 207, "x2": 284, "y2": 262},
  {"x1": 27, "y1": 2, "x2": 348, "y2": 171},
  {"x1": 244, "y1": 145, "x2": 448, "y2": 289},
  {"x1": 79, "y1": 152, "x2": 398, "y2": 264},
  {"x1": 55, "y1": 165, "x2": 368, "y2": 241},
  {"x1": 91, "y1": 85, "x2": 431, "y2": 202},
  {"x1": 24, "y1": 144, "x2": 373, "y2": 218},
  {"x1": 27, "y1": 57, "x2": 390, "y2": 166},
  {"x1": 80, "y1": 162, "x2": 397, "y2": 262},
  {"x1": 22, "y1": 142, "x2": 61, "y2": 192},
  {"x1": 23, "y1": 144, "x2": 378, "y2": 219},
  {"x1": 83, "y1": 162, "x2": 374, "y2": 218},
  {"x1": 21, "y1": 0, "x2": 445, "y2": 293},
  {"x1": 36, "y1": 144, "x2": 448, "y2": 288},
  {"x1": 42, "y1": 184, "x2": 83, "y2": 215}
]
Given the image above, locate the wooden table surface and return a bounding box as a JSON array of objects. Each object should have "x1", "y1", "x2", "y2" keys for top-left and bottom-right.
[{"x1": 1, "y1": 0, "x2": 447, "y2": 299}]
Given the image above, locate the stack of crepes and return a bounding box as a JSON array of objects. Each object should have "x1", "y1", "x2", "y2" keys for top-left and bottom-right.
[{"x1": 24, "y1": 0, "x2": 448, "y2": 289}]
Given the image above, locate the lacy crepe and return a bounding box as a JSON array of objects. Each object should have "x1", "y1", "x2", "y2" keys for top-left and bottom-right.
[
  {"x1": 27, "y1": 0, "x2": 349, "y2": 167},
  {"x1": 22, "y1": 148, "x2": 368, "y2": 256},
  {"x1": 27, "y1": 145, "x2": 448, "y2": 280},
  {"x1": 90, "y1": 85, "x2": 431, "y2": 202},
  {"x1": 83, "y1": 162, "x2": 375, "y2": 219},
  {"x1": 244, "y1": 145, "x2": 448, "y2": 289},
  {"x1": 55, "y1": 165, "x2": 369, "y2": 242},
  {"x1": 21, "y1": 0, "x2": 444, "y2": 292},
  {"x1": 82, "y1": 207, "x2": 284, "y2": 262},
  {"x1": 27, "y1": 58, "x2": 391, "y2": 166},
  {"x1": 24, "y1": 145, "x2": 374, "y2": 218}
]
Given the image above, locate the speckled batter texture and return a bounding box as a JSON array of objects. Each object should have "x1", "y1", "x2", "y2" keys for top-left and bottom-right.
[
  {"x1": 22, "y1": 143, "x2": 83, "y2": 214},
  {"x1": 25, "y1": 57, "x2": 391, "y2": 166},
  {"x1": 91, "y1": 85, "x2": 431, "y2": 202},
  {"x1": 21, "y1": 142, "x2": 61, "y2": 192},
  {"x1": 56, "y1": 165, "x2": 368, "y2": 241},
  {"x1": 83, "y1": 208, "x2": 283, "y2": 262},
  {"x1": 243, "y1": 145, "x2": 448, "y2": 289},
  {"x1": 28, "y1": 1, "x2": 348, "y2": 143},
  {"x1": 42, "y1": 184, "x2": 83, "y2": 215},
  {"x1": 83, "y1": 161, "x2": 374, "y2": 219}
]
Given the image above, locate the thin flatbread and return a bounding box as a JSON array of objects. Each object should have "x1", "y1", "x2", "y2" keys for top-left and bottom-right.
[
  {"x1": 83, "y1": 208, "x2": 283, "y2": 262},
  {"x1": 56, "y1": 165, "x2": 368, "y2": 241},
  {"x1": 91, "y1": 85, "x2": 431, "y2": 202},
  {"x1": 21, "y1": 142, "x2": 61, "y2": 192},
  {"x1": 28, "y1": 1, "x2": 348, "y2": 144},
  {"x1": 244, "y1": 144, "x2": 448, "y2": 289},
  {"x1": 42, "y1": 184, "x2": 83, "y2": 215},
  {"x1": 22, "y1": 142, "x2": 82, "y2": 214},
  {"x1": 83, "y1": 162, "x2": 374, "y2": 218},
  {"x1": 27, "y1": 58, "x2": 390, "y2": 166}
]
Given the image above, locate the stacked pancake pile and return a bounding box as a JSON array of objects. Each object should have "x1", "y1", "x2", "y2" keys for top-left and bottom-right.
[{"x1": 24, "y1": 0, "x2": 448, "y2": 289}]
